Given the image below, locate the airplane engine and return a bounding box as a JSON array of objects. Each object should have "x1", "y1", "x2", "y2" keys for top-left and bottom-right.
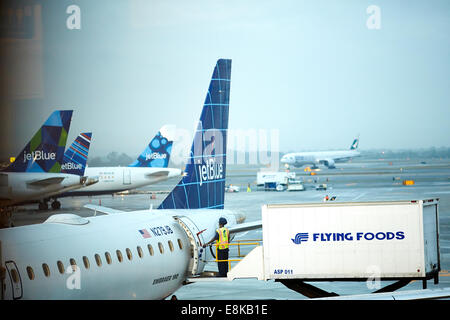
[{"x1": 323, "y1": 159, "x2": 336, "y2": 169}]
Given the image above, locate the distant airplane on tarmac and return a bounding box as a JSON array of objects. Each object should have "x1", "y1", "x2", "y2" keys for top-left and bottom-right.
[
  {"x1": 0, "y1": 59, "x2": 260, "y2": 300},
  {"x1": 280, "y1": 137, "x2": 360, "y2": 169}
]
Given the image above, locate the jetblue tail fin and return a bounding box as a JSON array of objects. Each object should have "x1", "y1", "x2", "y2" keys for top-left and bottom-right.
[
  {"x1": 128, "y1": 126, "x2": 175, "y2": 168},
  {"x1": 61, "y1": 132, "x2": 92, "y2": 176},
  {"x1": 350, "y1": 137, "x2": 359, "y2": 150},
  {"x1": 3, "y1": 110, "x2": 73, "y2": 173},
  {"x1": 158, "y1": 59, "x2": 232, "y2": 209}
]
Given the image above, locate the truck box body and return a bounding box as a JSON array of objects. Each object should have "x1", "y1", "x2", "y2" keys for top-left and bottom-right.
[
  {"x1": 261, "y1": 200, "x2": 440, "y2": 281},
  {"x1": 257, "y1": 171, "x2": 295, "y2": 186}
]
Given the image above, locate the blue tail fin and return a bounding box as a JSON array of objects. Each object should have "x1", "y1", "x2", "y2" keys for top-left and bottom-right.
[
  {"x1": 61, "y1": 132, "x2": 92, "y2": 176},
  {"x1": 350, "y1": 137, "x2": 359, "y2": 150},
  {"x1": 128, "y1": 126, "x2": 175, "y2": 168},
  {"x1": 158, "y1": 59, "x2": 232, "y2": 209},
  {"x1": 3, "y1": 110, "x2": 73, "y2": 173}
]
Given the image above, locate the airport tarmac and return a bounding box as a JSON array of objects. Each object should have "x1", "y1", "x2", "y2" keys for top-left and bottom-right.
[{"x1": 8, "y1": 157, "x2": 450, "y2": 299}]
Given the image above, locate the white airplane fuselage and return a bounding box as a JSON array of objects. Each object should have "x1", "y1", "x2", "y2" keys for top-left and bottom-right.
[
  {"x1": 281, "y1": 149, "x2": 360, "y2": 168},
  {"x1": 0, "y1": 172, "x2": 88, "y2": 205},
  {"x1": 0, "y1": 209, "x2": 239, "y2": 299},
  {"x1": 66, "y1": 166, "x2": 182, "y2": 196}
]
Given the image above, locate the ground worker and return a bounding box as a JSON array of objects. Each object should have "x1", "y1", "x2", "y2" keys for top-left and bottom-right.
[{"x1": 203, "y1": 217, "x2": 230, "y2": 277}]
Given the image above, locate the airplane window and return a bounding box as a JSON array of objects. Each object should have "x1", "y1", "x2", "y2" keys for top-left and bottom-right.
[
  {"x1": 168, "y1": 240, "x2": 174, "y2": 252},
  {"x1": 10, "y1": 269, "x2": 19, "y2": 283},
  {"x1": 42, "y1": 263, "x2": 50, "y2": 277},
  {"x1": 137, "y1": 246, "x2": 143, "y2": 258},
  {"x1": 126, "y1": 248, "x2": 133, "y2": 261},
  {"x1": 148, "y1": 244, "x2": 154, "y2": 256},
  {"x1": 95, "y1": 254, "x2": 102, "y2": 267},
  {"x1": 105, "y1": 252, "x2": 112, "y2": 265},
  {"x1": 83, "y1": 256, "x2": 90, "y2": 269},
  {"x1": 26, "y1": 266, "x2": 35, "y2": 280},
  {"x1": 177, "y1": 239, "x2": 183, "y2": 250},
  {"x1": 70, "y1": 258, "x2": 77, "y2": 272},
  {"x1": 57, "y1": 261, "x2": 65, "y2": 274},
  {"x1": 158, "y1": 242, "x2": 164, "y2": 254},
  {"x1": 116, "y1": 250, "x2": 123, "y2": 263}
]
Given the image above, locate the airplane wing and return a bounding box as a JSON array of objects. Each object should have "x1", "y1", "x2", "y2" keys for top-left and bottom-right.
[
  {"x1": 229, "y1": 220, "x2": 262, "y2": 234},
  {"x1": 27, "y1": 177, "x2": 65, "y2": 187},
  {"x1": 145, "y1": 171, "x2": 169, "y2": 178},
  {"x1": 84, "y1": 204, "x2": 125, "y2": 215}
]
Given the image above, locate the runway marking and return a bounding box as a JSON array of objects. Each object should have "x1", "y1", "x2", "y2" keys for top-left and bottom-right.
[{"x1": 353, "y1": 192, "x2": 367, "y2": 201}]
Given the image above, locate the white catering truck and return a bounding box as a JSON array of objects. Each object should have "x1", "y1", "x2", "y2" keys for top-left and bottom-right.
[
  {"x1": 256, "y1": 171, "x2": 297, "y2": 191},
  {"x1": 228, "y1": 199, "x2": 440, "y2": 296},
  {"x1": 256, "y1": 171, "x2": 295, "y2": 186}
]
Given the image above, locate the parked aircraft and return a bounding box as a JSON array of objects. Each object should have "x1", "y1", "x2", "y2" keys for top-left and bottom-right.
[
  {"x1": 280, "y1": 137, "x2": 360, "y2": 169},
  {"x1": 0, "y1": 59, "x2": 264, "y2": 300},
  {"x1": 38, "y1": 132, "x2": 97, "y2": 210},
  {"x1": 57, "y1": 125, "x2": 182, "y2": 199},
  {"x1": 0, "y1": 111, "x2": 93, "y2": 210}
]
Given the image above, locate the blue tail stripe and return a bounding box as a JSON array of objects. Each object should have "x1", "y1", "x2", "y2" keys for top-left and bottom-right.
[
  {"x1": 72, "y1": 140, "x2": 89, "y2": 153},
  {"x1": 61, "y1": 132, "x2": 92, "y2": 176},
  {"x1": 69, "y1": 144, "x2": 88, "y2": 159},
  {"x1": 71, "y1": 143, "x2": 88, "y2": 156},
  {"x1": 182, "y1": 184, "x2": 190, "y2": 209}
]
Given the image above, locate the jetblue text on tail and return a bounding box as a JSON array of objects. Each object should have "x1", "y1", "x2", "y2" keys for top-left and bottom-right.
[
  {"x1": 129, "y1": 129, "x2": 174, "y2": 168},
  {"x1": 3, "y1": 110, "x2": 73, "y2": 173}
]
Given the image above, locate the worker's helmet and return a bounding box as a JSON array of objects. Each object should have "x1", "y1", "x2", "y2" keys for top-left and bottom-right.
[{"x1": 219, "y1": 217, "x2": 227, "y2": 225}]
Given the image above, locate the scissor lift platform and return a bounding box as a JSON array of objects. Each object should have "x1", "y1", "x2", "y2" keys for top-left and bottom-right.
[{"x1": 186, "y1": 271, "x2": 231, "y2": 283}]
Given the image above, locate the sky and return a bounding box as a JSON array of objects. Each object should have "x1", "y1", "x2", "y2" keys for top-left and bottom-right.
[{"x1": 1, "y1": 0, "x2": 449, "y2": 162}]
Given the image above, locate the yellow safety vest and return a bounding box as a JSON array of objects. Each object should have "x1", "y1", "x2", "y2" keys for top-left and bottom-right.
[{"x1": 216, "y1": 227, "x2": 229, "y2": 250}]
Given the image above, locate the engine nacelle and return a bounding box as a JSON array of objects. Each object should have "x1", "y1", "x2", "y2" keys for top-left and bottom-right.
[{"x1": 322, "y1": 159, "x2": 336, "y2": 169}]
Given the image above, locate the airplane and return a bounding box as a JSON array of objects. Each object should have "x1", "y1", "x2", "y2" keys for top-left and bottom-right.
[
  {"x1": 0, "y1": 111, "x2": 95, "y2": 212},
  {"x1": 55, "y1": 125, "x2": 182, "y2": 199},
  {"x1": 280, "y1": 137, "x2": 360, "y2": 169},
  {"x1": 37, "y1": 132, "x2": 98, "y2": 210},
  {"x1": 0, "y1": 58, "x2": 262, "y2": 300}
]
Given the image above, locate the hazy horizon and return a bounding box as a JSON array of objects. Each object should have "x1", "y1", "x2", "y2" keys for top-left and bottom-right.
[{"x1": 1, "y1": 0, "x2": 449, "y2": 160}]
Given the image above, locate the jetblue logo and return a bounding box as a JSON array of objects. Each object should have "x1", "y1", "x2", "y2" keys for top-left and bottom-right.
[
  {"x1": 145, "y1": 152, "x2": 167, "y2": 161},
  {"x1": 198, "y1": 158, "x2": 223, "y2": 186},
  {"x1": 61, "y1": 162, "x2": 82, "y2": 170},
  {"x1": 291, "y1": 233, "x2": 309, "y2": 244},
  {"x1": 23, "y1": 151, "x2": 56, "y2": 162},
  {"x1": 291, "y1": 231, "x2": 405, "y2": 244}
]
